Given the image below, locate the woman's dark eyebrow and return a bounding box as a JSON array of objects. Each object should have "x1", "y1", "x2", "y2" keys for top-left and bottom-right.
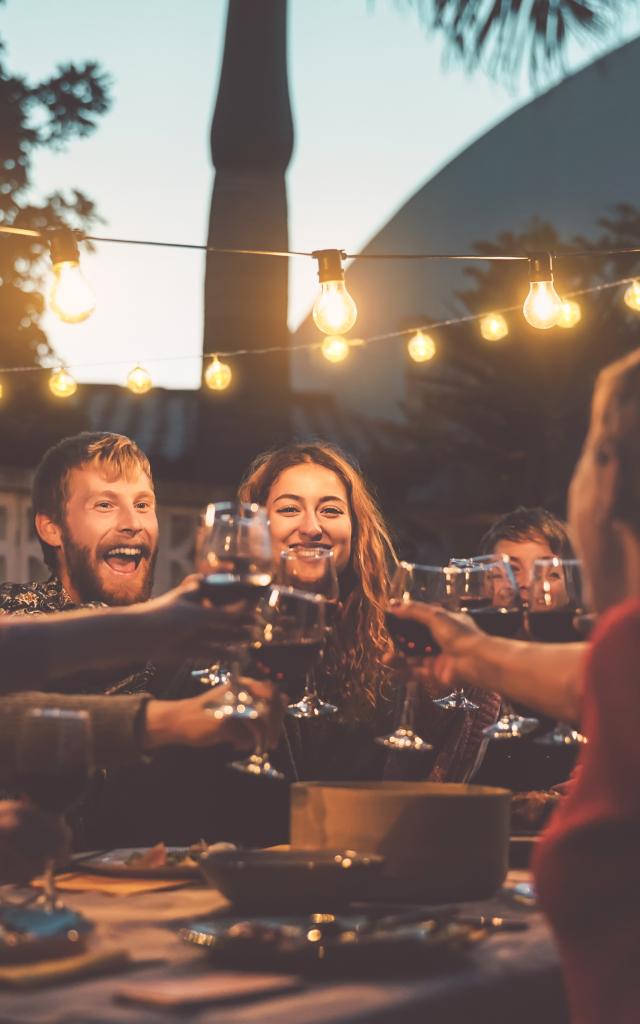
[
  {"x1": 272, "y1": 493, "x2": 346, "y2": 504},
  {"x1": 272, "y1": 493, "x2": 302, "y2": 503}
]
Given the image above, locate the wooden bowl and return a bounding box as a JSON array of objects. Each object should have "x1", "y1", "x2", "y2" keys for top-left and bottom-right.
[{"x1": 290, "y1": 781, "x2": 511, "y2": 903}]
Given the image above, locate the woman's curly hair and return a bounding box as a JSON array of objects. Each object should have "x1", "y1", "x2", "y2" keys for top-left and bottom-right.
[{"x1": 238, "y1": 441, "x2": 397, "y2": 717}]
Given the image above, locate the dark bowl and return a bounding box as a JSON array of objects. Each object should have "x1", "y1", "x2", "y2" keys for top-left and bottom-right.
[{"x1": 198, "y1": 848, "x2": 385, "y2": 912}]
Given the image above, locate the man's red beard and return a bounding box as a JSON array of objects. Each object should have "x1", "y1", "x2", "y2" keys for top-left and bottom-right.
[{"x1": 60, "y1": 525, "x2": 157, "y2": 606}]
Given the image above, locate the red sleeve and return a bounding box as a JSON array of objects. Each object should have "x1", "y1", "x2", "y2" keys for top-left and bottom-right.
[{"x1": 577, "y1": 599, "x2": 640, "y2": 816}]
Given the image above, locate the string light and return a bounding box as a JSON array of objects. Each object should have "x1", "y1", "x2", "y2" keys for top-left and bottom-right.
[
  {"x1": 522, "y1": 253, "x2": 563, "y2": 330},
  {"x1": 126, "y1": 364, "x2": 152, "y2": 394},
  {"x1": 623, "y1": 279, "x2": 640, "y2": 312},
  {"x1": 49, "y1": 368, "x2": 77, "y2": 398},
  {"x1": 321, "y1": 335, "x2": 350, "y2": 363},
  {"x1": 48, "y1": 229, "x2": 95, "y2": 324},
  {"x1": 407, "y1": 330, "x2": 436, "y2": 362},
  {"x1": 0, "y1": 269, "x2": 635, "y2": 391},
  {"x1": 480, "y1": 312, "x2": 509, "y2": 341},
  {"x1": 557, "y1": 299, "x2": 582, "y2": 329},
  {"x1": 0, "y1": 381, "x2": 4, "y2": 400},
  {"x1": 204, "y1": 355, "x2": 232, "y2": 391},
  {"x1": 312, "y1": 250, "x2": 357, "y2": 336}
]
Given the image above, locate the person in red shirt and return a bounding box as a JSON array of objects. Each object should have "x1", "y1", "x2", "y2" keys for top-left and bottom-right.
[
  {"x1": 531, "y1": 348, "x2": 640, "y2": 1023},
  {"x1": 388, "y1": 347, "x2": 640, "y2": 1022}
]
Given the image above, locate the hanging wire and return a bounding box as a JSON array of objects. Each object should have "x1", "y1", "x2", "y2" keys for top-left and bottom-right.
[
  {"x1": 0, "y1": 273, "x2": 636, "y2": 379},
  {"x1": 1, "y1": 223, "x2": 640, "y2": 262}
]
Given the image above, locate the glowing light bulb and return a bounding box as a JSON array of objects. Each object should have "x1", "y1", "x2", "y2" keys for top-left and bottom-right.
[
  {"x1": 480, "y1": 312, "x2": 509, "y2": 341},
  {"x1": 49, "y1": 368, "x2": 77, "y2": 398},
  {"x1": 311, "y1": 249, "x2": 357, "y2": 335},
  {"x1": 48, "y1": 229, "x2": 95, "y2": 323},
  {"x1": 0, "y1": 381, "x2": 4, "y2": 400},
  {"x1": 321, "y1": 335, "x2": 350, "y2": 363},
  {"x1": 407, "y1": 330, "x2": 436, "y2": 362},
  {"x1": 204, "y1": 355, "x2": 232, "y2": 391},
  {"x1": 557, "y1": 299, "x2": 581, "y2": 329},
  {"x1": 623, "y1": 279, "x2": 640, "y2": 312},
  {"x1": 522, "y1": 253, "x2": 563, "y2": 330},
  {"x1": 127, "y1": 364, "x2": 152, "y2": 394}
]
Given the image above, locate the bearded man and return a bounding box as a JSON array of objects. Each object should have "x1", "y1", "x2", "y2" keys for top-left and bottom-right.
[
  {"x1": 2, "y1": 431, "x2": 158, "y2": 611},
  {"x1": 0, "y1": 432, "x2": 167, "y2": 695}
]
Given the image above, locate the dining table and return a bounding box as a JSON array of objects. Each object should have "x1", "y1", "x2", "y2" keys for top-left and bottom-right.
[{"x1": 0, "y1": 868, "x2": 568, "y2": 1024}]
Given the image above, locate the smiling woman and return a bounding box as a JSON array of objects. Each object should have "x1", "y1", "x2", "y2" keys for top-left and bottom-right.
[{"x1": 238, "y1": 441, "x2": 500, "y2": 783}]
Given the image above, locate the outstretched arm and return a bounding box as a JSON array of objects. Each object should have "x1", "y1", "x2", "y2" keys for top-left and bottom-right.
[{"x1": 387, "y1": 601, "x2": 586, "y2": 724}]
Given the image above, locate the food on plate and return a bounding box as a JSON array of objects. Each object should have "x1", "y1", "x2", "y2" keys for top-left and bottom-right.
[
  {"x1": 126, "y1": 840, "x2": 235, "y2": 869},
  {"x1": 510, "y1": 790, "x2": 561, "y2": 832}
]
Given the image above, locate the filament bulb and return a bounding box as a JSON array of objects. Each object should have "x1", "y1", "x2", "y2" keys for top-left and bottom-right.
[
  {"x1": 407, "y1": 330, "x2": 436, "y2": 362},
  {"x1": 523, "y1": 253, "x2": 563, "y2": 330},
  {"x1": 623, "y1": 279, "x2": 640, "y2": 312},
  {"x1": 49, "y1": 368, "x2": 77, "y2": 398},
  {"x1": 205, "y1": 355, "x2": 232, "y2": 391},
  {"x1": 312, "y1": 249, "x2": 357, "y2": 335},
  {"x1": 480, "y1": 312, "x2": 508, "y2": 341},
  {"x1": 321, "y1": 335, "x2": 350, "y2": 363},
  {"x1": 127, "y1": 364, "x2": 153, "y2": 394},
  {"x1": 557, "y1": 299, "x2": 581, "y2": 329},
  {"x1": 48, "y1": 229, "x2": 95, "y2": 323}
]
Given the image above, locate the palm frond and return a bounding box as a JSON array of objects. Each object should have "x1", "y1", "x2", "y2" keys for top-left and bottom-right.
[{"x1": 383, "y1": 0, "x2": 629, "y2": 82}]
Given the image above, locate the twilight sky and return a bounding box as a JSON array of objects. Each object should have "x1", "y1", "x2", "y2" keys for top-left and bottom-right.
[{"x1": 3, "y1": 0, "x2": 638, "y2": 388}]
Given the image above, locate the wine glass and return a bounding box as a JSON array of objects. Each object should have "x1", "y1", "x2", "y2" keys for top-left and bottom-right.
[
  {"x1": 231, "y1": 586, "x2": 328, "y2": 779},
  {"x1": 528, "y1": 557, "x2": 588, "y2": 746},
  {"x1": 449, "y1": 556, "x2": 540, "y2": 739},
  {"x1": 15, "y1": 709, "x2": 93, "y2": 911},
  {"x1": 444, "y1": 556, "x2": 538, "y2": 733},
  {"x1": 378, "y1": 562, "x2": 451, "y2": 752},
  {"x1": 428, "y1": 560, "x2": 493, "y2": 712},
  {"x1": 193, "y1": 501, "x2": 273, "y2": 719},
  {"x1": 277, "y1": 548, "x2": 339, "y2": 718}
]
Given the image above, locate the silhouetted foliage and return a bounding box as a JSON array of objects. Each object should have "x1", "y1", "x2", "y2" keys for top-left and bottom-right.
[
  {"x1": 386, "y1": 0, "x2": 633, "y2": 81},
  {"x1": 0, "y1": 9, "x2": 111, "y2": 460},
  {"x1": 368, "y1": 207, "x2": 640, "y2": 551}
]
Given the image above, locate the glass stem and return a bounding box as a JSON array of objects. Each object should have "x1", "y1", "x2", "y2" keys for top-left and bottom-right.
[
  {"x1": 302, "y1": 669, "x2": 318, "y2": 700},
  {"x1": 42, "y1": 858, "x2": 58, "y2": 912},
  {"x1": 398, "y1": 671, "x2": 417, "y2": 732}
]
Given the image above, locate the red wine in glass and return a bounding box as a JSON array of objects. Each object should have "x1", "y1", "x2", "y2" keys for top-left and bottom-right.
[
  {"x1": 248, "y1": 639, "x2": 323, "y2": 700},
  {"x1": 385, "y1": 612, "x2": 440, "y2": 658},
  {"x1": 528, "y1": 609, "x2": 582, "y2": 643},
  {"x1": 15, "y1": 769, "x2": 89, "y2": 815},
  {"x1": 469, "y1": 607, "x2": 523, "y2": 639},
  {"x1": 201, "y1": 569, "x2": 272, "y2": 606}
]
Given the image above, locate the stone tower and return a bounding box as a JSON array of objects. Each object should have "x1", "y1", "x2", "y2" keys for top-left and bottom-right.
[{"x1": 201, "y1": 0, "x2": 294, "y2": 477}]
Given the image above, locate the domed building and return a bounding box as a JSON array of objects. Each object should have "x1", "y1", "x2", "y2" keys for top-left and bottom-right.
[{"x1": 291, "y1": 36, "x2": 640, "y2": 425}]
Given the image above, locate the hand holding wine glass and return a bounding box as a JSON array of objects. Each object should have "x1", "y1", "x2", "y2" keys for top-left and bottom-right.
[
  {"x1": 379, "y1": 562, "x2": 449, "y2": 752},
  {"x1": 192, "y1": 502, "x2": 273, "y2": 716}
]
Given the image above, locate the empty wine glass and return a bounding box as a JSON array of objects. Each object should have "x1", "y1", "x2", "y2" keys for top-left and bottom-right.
[
  {"x1": 231, "y1": 586, "x2": 328, "y2": 779},
  {"x1": 15, "y1": 709, "x2": 93, "y2": 911},
  {"x1": 378, "y1": 562, "x2": 452, "y2": 752},
  {"x1": 277, "y1": 547, "x2": 339, "y2": 718},
  {"x1": 192, "y1": 501, "x2": 273, "y2": 719},
  {"x1": 529, "y1": 557, "x2": 588, "y2": 746}
]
